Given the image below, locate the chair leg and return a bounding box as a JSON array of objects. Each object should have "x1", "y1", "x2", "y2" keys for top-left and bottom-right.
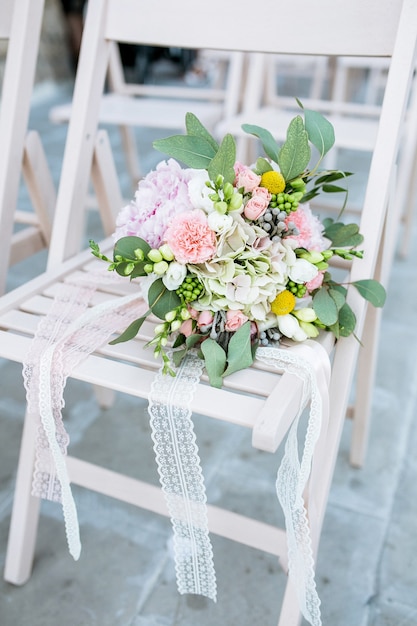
[
  {"x1": 4, "y1": 410, "x2": 41, "y2": 585},
  {"x1": 349, "y1": 304, "x2": 382, "y2": 468},
  {"x1": 278, "y1": 576, "x2": 302, "y2": 626}
]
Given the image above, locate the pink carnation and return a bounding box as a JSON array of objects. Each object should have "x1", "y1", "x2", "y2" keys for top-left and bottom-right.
[
  {"x1": 113, "y1": 159, "x2": 194, "y2": 248},
  {"x1": 285, "y1": 203, "x2": 327, "y2": 251},
  {"x1": 165, "y1": 209, "x2": 217, "y2": 264}
]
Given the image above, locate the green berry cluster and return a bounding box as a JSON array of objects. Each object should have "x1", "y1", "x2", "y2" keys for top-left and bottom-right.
[
  {"x1": 271, "y1": 192, "x2": 300, "y2": 215},
  {"x1": 176, "y1": 275, "x2": 204, "y2": 303},
  {"x1": 287, "y1": 280, "x2": 307, "y2": 297}
]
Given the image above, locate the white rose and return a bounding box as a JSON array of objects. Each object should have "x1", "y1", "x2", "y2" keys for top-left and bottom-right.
[
  {"x1": 207, "y1": 211, "x2": 234, "y2": 233},
  {"x1": 288, "y1": 258, "x2": 318, "y2": 284},
  {"x1": 188, "y1": 170, "x2": 213, "y2": 213},
  {"x1": 162, "y1": 262, "x2": 187, "y2": 290}
]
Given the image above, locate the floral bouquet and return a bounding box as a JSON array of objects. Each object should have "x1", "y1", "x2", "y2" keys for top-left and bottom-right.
[{"x1": 91, "y1": 107, "x2": 385, "y2": 387}]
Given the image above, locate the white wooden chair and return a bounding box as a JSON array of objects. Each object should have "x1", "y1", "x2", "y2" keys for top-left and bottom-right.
[
  {"x1": 49, "y1": 40, "x2": 245, "y2": 188},
  {"x1": 0, "y1": 0, "x2": 56, "y2": 295},
  {"x1": 1, "y1": 0, "x2": 416, "y2": 624}
]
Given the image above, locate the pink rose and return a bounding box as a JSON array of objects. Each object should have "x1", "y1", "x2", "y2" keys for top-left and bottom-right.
[
  {"x1": 197, "y1": 310, "x2": 214, "y2": 328},
  {"x1": 180, "y1": 318, "x2": 194, "y2": 337},
  {"x1": 165, "y1": 209, "x2": 217, "y2": 264},
  {"x1": 225, "y1": 310, "x2": 249, "y2": 332},
  {"x1": 252, "y1": 186, "x2": 271, "y2": 203},
  {"x1": 244, "y1": 195, "x2": 269, "y2": 220},
  {"x1": 235, "y1": 165, "x2": 262, "y2": 193},
  {"x1": 306, "y1": 270, "x2": 325, "y2": 292}
]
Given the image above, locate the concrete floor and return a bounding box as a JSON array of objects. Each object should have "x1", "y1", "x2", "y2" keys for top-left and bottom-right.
[{"x1": 1, "y1": 77, "x2": 417, "y2": 626}]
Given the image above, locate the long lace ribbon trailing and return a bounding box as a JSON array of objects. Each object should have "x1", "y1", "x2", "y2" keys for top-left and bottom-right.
[
  {"x1": 23, "y1": 274, "x2": 330, "y2": 624},
  {"x1": 23, "y1": 272, "x2": 147, "y2": 559},
  {"x1": 148, "y1": 351, "x2": 217, "y2": 601},
  {"x1": 256, "y1": 345, "x2": 330, "y2": 626}
]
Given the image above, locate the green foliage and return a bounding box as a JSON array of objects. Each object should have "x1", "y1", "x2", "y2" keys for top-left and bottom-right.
[
  {"x1": 109, "y1": 315, "x2": 148, "y2": 345},
  {"x1": 352, "y1": 279, "x2": 386, "y2": 307},
  {"x1": 185, "y1": 112, "x2": 219, "y2": 152},
  {"x1": 323, "y1": 220, "x2": 364, "y2": 248},
  {"x1": 222, "y1": 322, "x2": 253, "y2": 377},
  {"x1": 303, "y1": 108, "x2": 335, "y2": 161},
  {"x1": 240, "y1": 124, "x2": 280, "y2": 163},
  {"x1": 152, "y1": 134, "x2": 217, "y2": 169},
  {"x1": 207, "y1": 133, "x2": 236, "y2": 185},
  {"x1": 200, "y1": 339, "x2": 227, "y2": 388},
  {"x1": 148, "y1": 278, "x2": 181, "y2": 320},
  {"x1": 313, "y1": 287, "x2": 339, "y2": 326},
  {"x1": 278, "y1": 115, "x2": 311, "y2": 181}
]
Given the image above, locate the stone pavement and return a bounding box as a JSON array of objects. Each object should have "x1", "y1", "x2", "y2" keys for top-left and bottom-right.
[{"x1": 1, "y1": 79, "x2": 417, "y2": 626}]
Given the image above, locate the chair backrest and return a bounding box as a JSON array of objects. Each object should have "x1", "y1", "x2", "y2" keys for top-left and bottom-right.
[
  {"x1": 0, "y1": 0, "x2": 54, "y2": 294},
  {"x1": 48, "y1": 0, "x2": 416, "y2": 302}
]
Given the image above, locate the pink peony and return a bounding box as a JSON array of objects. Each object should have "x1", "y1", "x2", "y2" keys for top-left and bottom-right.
[
  {"x1": 165, "y1": 209, "x2": 217, "y2": 264},
  {"x1": 285, "y1": 203, "x2": 328, "y2": 251},
  {"x1": 234, "y1": 163, "x2": 262, "y2": 193},
  {"x1": 113, "y1": 159, "x2": 194, "y2": 248},
  {"x1": 225, "y1": 310, "x2": 249, "y2": 332}
]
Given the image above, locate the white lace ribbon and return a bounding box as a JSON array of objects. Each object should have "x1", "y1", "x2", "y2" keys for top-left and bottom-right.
[
  {"x1": 148, "y1": 350, "x2": 217, "y2": 601},
  {"x1": 23, "y1": 275, "x2": 330, "y2": 624},
  {"x1": 256, "y1": 344, "x2": 330, "y2": 626},
  {"x1": 23, "y1": 274, "x2": 147, "y2": 559}
]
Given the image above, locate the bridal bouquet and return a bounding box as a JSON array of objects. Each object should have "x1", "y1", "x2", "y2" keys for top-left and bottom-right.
[{"x1": 91, "y1": 108, "x2": 385, "y2": 387}]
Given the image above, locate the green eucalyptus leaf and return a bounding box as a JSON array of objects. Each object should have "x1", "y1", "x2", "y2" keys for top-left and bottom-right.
[
  {"x1": 153, "y1": 135, "x2": 216, "y2": 169},
  {"x1": 304, "y1": 108, "x2": 335, "y2": 158},
  {"x1": 222, "y1": 322, "x2": 253, "y2": 378},
  {"x1": 254, "y1": 157, "x2": 273, "y2": 174},
  {"x1": 329, "y1": 287, "x2": 347, "y2": 311},
  {"x1": 148, "y1": 278, "x2": 181, "y2": 320},
  {"x1": 352, "y1": 279, "x2": 386, "y2": 307},
  {"x1": 315, "y1": 171, "x2": 353, "y2": 184},
  {"x1": 322, "y1": 184, "x2": 347, "y2": 194},
  {"x1": 172, "y1": 334, "x2": 186, "y2": 348},
  {"x1": 201, "y1": 339, "x2": 227, "y2": 388},
  {"x1": 185, "y1": 112, "x2": 219, "y2": 152},
  {"x1": 338, "y1": 303, "x2": 357, "y2": 336},
  {"x1": 313, "y1": 287, "x2": 339, "y2": 326},
  {"x1": 172, "y1": 348, "x2": 187, "y2": 367},
  {"x1": 241, "y1": 123, "x2": 280, "y2": 163},
  {"x1": 186, "y1": 333, "x2": 204, "y2": 348},
  {"x1": 324, "y1": 222, "x2": 364, "y2": 247},
  {"x1": 328, "y1": 320, "x2": 340, "y2": 340},
  {"x1": 207, "y1": 133, "x2": 236, "y2": 184},
  {"x1": 278, "y1": 115, "x2": 311, "y2": 181},
  {"x1": 109, "y1": 314, "x2": 148, "y2": 345},
  {"x1": 114, "y1": 236, "x2": 151, "y2": 260}
]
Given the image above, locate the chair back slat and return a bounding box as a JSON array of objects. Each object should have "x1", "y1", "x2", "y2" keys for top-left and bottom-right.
[{"x1": 104, "y1": 0, "x2": 402, "y2": 56}]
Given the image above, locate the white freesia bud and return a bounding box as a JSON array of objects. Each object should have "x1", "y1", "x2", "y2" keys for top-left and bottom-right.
[
  {"x1": 293, "y1": 307, "x2": 317, "y2": 323},
  {"x1": 288, "y1": 258, "x2": 318, "y2": 284},
  {"x1": 257, "y1": 313, "x2": 279, "y2": 332},
  {"x1": 299, "y1": 321, "x2": 320, "y2": 338},
  {"x1": 170, "y1": 319, "x2": 182, "y2": 332},
  {"x1": 207, "y1": 211, "x2": 233, "y2": 233},
  {"x1": 277, "y1": 314, "x2": 308, "y2": 341},
  {"x1": 162, "y1": 261, "x2": 187, "y2": 290}
]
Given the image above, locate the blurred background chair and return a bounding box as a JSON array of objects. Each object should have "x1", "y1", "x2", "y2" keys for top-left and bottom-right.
[
  {"x1": 0, "y1": 0, "x2": 56, "y2": 295},
  {"x1": 49, "y1": 40, "x2": 245, "y2": 191}
]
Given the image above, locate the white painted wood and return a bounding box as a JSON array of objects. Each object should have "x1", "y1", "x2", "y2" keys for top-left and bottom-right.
[{"x1": 0, "y1": 0, "x2": 53, "y2": 294}]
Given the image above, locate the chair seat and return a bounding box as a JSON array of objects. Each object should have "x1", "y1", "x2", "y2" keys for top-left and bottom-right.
[
  {"x1": 0, "y1": 239, "x2": 334, "y2": 454},
  {"x1": 218, "y1": 105, "x2": 379, "y2": 153},
  {"x1": 50, "y1": 93, "x2": 226, "y2": 131}
]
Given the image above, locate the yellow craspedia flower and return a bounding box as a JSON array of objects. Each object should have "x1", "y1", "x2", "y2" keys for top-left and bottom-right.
[
  {"x1": 271, "y1": 290, "x2": 296, "y2": 315},
  {"x1": 260, "y1": 170, "x2": 286, "y2": 194}
]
